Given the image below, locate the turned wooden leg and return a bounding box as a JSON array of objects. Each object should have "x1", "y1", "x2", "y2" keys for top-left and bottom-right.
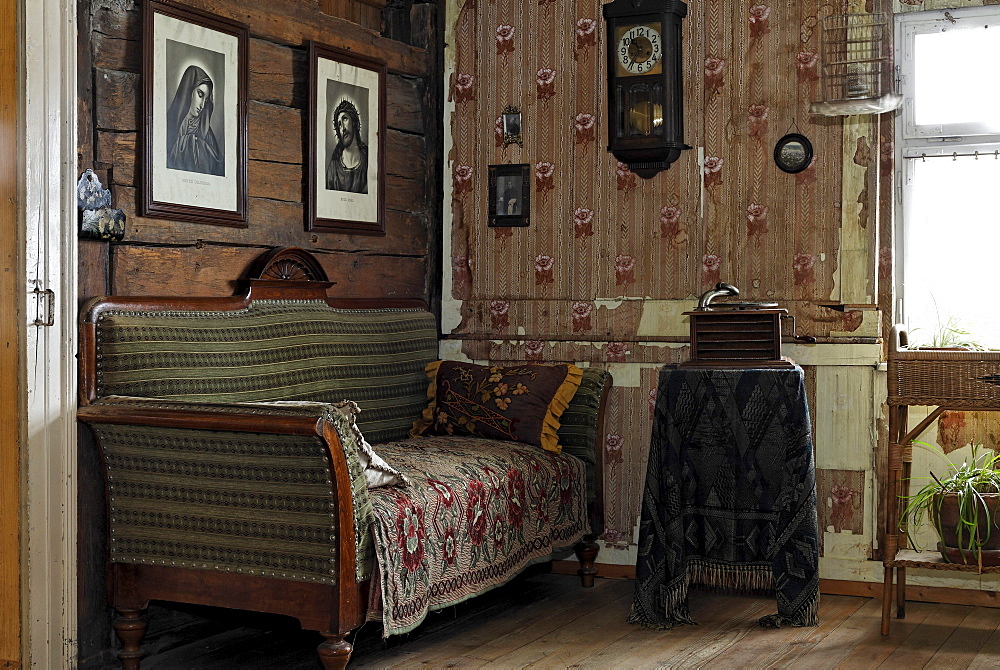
[
  {"x1": 880, "y1": 566, "x2": 893, "y2": 636},
  {"x1": 317, "y1": 632, "x2": 353, "y2": 670},
  {"x1": 113, "y1": 607, "x2": 148, "y2": 670},
  {"x1": 574, "y1": 537, "x2": 600, "y2": 588},
  {"x1": 896, "y1": 566, "x2": 907, "y2": 619}
]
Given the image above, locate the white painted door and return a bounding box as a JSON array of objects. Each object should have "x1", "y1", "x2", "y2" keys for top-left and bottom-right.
[{"x1": 22, "y1": 0, "x2": 78, "y2": 667}]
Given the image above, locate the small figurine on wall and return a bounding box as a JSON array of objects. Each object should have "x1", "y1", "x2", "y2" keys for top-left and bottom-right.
[{"x1": 77, "y1": 169, "x2": 125, "y2": 241}]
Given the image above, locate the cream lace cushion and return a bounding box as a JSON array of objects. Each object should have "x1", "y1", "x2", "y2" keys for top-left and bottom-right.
[
  {"x1": 246, "y1": 398, "x2": 405, "y2": 488},
  {"x1": 332, "y1": 399, "x2": 405, "y2": 488},
  {"x1": 410, "y1": 361, "x2": 583, "y2": 453}
]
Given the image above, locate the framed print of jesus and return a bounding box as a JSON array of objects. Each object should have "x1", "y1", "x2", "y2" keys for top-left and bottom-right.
[
  {"x1": 307, "y1": 41, "x2": 387, "y2": 235},
  {"x1": 141, "y1": 0, "x2": 248, "y2": 227}
]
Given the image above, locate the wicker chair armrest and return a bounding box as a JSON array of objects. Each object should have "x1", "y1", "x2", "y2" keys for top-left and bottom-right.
[{"x1": 890, "y1": 324, "x2": 909, "y2": 355}]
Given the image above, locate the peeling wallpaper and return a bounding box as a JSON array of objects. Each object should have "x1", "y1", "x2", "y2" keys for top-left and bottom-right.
[
  {"x1": 448, "y1": 0, "x2": 862, "y2": 313},
  {"x1": 444, "y1": 0, "x2": 888, "y2": 554}
]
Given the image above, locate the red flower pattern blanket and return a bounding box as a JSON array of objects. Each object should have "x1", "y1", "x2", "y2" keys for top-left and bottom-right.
[{"x1": 366, "y1": 435, "x2": 589, "y2": 636}]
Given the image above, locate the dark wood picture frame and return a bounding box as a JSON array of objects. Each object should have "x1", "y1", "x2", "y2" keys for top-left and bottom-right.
[
  {"x1": 774, "y1": 133, "x2": 814, "y2": 174},
  {"x1": 501, "y1": 106, "x2": 523, "y2": 148},
  {"x1": 307, "y1": 41, "x2": 387, "y2": 235},
  {"x1": 488, "y1": 163, "x2": 530, "y2": 228},
  {"x1": 141, "y1": 0, "x2": 248, "y2": 227}
]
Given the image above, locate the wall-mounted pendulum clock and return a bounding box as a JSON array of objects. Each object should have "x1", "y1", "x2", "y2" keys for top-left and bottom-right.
[{"x1": 603, "y1": 0, "x2": 688, "y2": 178}]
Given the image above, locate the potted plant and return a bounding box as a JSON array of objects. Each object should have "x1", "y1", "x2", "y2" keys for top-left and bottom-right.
[
  {"x1": 908, "y1": 296, "x2": 984, "y2": 351},
  {"x1": 899, "y1": 442, "x2": 1000, "y2": 566},
  {"x1": 911, "y1": 314, "x2": 984, "y2": 350}
]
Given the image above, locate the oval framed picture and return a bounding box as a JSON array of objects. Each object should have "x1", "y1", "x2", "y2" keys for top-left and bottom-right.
[{"x1": 773, "y1": 133, "x2": 813, "y2": 174}]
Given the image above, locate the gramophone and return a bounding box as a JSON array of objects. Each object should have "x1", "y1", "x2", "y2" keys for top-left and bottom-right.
[{"x1": 681, "y1": 283, "x2": 815, "y2": 368}]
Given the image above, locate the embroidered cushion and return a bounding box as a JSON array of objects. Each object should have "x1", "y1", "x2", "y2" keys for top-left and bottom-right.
[{"x1": 410, "y1": 360, "x2": 583, "y2": 453}]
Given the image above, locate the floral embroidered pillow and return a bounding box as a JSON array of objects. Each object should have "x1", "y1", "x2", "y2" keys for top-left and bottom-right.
[{"x1": 410, "y1": 360, "x2": 583, "y2": 453}]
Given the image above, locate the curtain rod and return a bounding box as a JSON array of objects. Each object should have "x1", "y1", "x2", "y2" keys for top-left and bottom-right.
[{"x1": 905, "y1": 150, "x2": 1000, "y2": 161}]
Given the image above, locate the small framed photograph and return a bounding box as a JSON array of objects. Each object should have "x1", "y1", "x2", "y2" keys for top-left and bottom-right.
[
  {"x1": 502, "y1": 106, "x2": 523, "y2": 148},
  {"x1": 141, "y1": 0, "x2": 248, "y2": 226},
  {"x1": 307, "y1": 41, "x2": 386, "y2": 235},
  {"x1": 488, "y1": 163, "x2": 530, "y2": 227},
  {"x1": 774, "y1": 133, "x2": 814, "y2": 174}
]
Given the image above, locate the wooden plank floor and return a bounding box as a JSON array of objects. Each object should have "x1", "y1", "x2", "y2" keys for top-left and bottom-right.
[{"x1": 89, "y1": 572, "x2": 1000, "y2": 669}]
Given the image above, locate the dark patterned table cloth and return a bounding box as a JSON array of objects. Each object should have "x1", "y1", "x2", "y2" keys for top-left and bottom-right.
[{"x1": 629, "y1": 366, "x2": 819, "y2": 630}]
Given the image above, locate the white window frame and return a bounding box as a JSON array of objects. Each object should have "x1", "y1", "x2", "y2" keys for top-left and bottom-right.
[{"x1": 894, "y1": 6, "x2": 1000, "y2": 327}]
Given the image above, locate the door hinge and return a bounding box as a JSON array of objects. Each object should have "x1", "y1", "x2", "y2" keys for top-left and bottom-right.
[{"x1": 31, "y1": 285, "x2": 55, "y2": 327}]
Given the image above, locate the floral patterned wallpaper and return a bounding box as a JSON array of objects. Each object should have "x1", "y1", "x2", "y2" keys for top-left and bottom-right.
[{"x1": 446, "y1": 0, "x2": 884, "y2": 552}]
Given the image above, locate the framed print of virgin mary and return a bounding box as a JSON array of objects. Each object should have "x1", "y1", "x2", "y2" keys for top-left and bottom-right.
[{"x1": 141, "y1": 0, "x2": 248, "y2": 227}]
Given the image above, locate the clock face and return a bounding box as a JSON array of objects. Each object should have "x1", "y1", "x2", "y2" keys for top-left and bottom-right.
[{"x1": 616, "y1": 24, "x2": 663, "y2": 76}]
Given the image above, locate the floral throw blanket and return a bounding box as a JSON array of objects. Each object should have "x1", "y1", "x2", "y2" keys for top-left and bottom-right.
[{"x1": 366, "y1": 435, "x2": 589, "y2": 636}]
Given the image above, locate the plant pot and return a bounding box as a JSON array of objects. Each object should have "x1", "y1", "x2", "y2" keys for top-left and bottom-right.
[{"x1": 932, "y1": 491, "x2": 1000, "y2": 565}]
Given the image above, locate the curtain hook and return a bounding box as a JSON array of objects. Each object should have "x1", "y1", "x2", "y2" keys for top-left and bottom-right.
[
  {"x1": 975, "y1": 151, "x2": 980, "y2": 160},
  {"x1": 953, "y1": 152, "x2": 958, "y2": 161},
  {"x1": 921, "y1": 153, "x2": 926, "y2": 162}
]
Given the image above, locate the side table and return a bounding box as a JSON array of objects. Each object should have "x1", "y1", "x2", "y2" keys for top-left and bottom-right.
[
  {"x1": 882, "y1": 325, "x2": 1000, "y2": 635},
  {"x1": 629, "y1": 365, "x2": 820, "y2": 629}
]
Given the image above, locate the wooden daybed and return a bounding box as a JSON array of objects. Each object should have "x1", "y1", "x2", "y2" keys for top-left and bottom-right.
[{"x1": 77, "y1": 247, "x2": 611, "y2": 668}]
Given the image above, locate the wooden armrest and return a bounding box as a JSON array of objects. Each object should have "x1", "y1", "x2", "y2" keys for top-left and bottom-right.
[
  {"x1": 78, "y1": 395, "x2": 366, "y2": 594},
  {"x1": 78, "y1": 397, "x2": 333, "y2": 435}
]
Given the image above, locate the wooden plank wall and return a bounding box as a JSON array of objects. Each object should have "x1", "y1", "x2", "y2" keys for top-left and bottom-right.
[
  {"x1": 76, "y1": 0, "x2": 441, "y2": 664},
  {"x1": 0, "y1": 0, "x2": 19, "y2": 664},
  {"x1": 78, "y1": 0, "x2": 436, "y2": 302}
]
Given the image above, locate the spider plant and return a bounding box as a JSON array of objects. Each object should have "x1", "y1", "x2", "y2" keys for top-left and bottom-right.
[
  {"x1": 899, "y1": 442, "x2": 1000, "y2": 561},
  {"x1": 908, "y1": 295, "x2": 985, "y2": 350},
  {"x1": 920, "y1": 314, "x2": 985, "y2": 350}
]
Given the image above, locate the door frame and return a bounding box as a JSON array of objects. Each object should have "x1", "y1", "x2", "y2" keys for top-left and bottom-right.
[
  {"x1": 21, "y1": 0, "x2": 78, "y2": 666},
  {"x1": 0, "y1": 0, "x2": 21, "y2": 664}
]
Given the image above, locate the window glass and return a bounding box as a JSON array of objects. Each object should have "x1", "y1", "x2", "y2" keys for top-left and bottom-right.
[
  {"x1": 903, "y1": 156, "x2": 1000, "y2": 348},
  {"x1": 897, "y1": 7, "x2": 1000, "y2": 348},
  {"x1": 914, "y1": 28, "x2": 1000, "y2": 129}
]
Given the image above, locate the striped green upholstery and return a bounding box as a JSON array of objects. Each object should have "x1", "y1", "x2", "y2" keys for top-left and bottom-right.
[
  {"x1": 94, "y1": 300, "x2": 438, "y2": 445},
  {"x1": 556, "y1": 367, "x2": 610, "y2": 503},
  {"x1": 92, "y1": 423, "x2": 340, "y2": 584}
]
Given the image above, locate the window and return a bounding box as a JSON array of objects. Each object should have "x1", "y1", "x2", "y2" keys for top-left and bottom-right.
[{"x1": 896, "y1": 7, "x2": 1000, "y2": 348}]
